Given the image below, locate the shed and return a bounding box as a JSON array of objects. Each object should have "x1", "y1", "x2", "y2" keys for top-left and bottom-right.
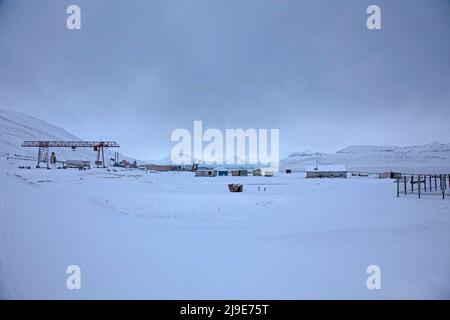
[
  {"x1": 306, "y1": 165, "x2": 347, "y2": 178},
  {"x1": 239, "y1": 169, "x2": 248, "y2": 176},
  {"x1": 264, "y1": 171, "x2": 274, "y2": 177},
  {"x1": 218, "y1": 170, "x2": 228, "y2": 176},
  {"x1": 231, "y1": 170, "x2": 240, "y2": 176},
  {"x1": 253, "y1": 169, "x2": 263, "y2": 176}
]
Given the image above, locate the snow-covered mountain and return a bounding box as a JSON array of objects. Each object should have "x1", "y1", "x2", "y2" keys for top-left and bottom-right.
[
  {"x1": 281, "y1": 142, "x2": 450, "y2": 172},
  {"x1": 0, "y1": 108, "x2": 132, "y2": 164},
  {"x1": 2, "y1": 108, "x2": 449, "y2": 172}
]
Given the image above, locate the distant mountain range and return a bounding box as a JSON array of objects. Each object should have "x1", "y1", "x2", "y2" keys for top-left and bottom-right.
[{"x1": 280, "y1": 142, "x2": 450, "y2": 172}]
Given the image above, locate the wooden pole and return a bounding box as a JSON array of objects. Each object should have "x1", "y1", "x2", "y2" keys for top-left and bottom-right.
[{"x1": 397, "y1": 179, "x2": 400, "y2": 197}]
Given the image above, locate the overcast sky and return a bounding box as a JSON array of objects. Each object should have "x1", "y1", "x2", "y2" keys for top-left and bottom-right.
[{"x1": 0, "y1": 0, "x2": 449, "y2": 159}]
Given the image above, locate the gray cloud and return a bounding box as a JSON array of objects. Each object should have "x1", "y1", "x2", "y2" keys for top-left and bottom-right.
[{"x1": 0, "y1": 0, "x2": 449, "y2": 159}]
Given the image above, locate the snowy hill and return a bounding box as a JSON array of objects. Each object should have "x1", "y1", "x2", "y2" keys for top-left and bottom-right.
[
  {"x1": 281, "y1": 142, "x2": 450, "y2": 172},
  {"x1": 0, "y1": 108, "x2": 132, "y2": 164}
]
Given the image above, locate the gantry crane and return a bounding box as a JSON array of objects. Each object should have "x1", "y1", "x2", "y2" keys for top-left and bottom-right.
[{"x1": 21, "y1": 141, "x2": 120, "y2": 168}]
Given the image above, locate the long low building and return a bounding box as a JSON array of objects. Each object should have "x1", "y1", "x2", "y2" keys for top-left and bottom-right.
[
  {"x1": 378, "y1": 171, "x2": 402, "y2": 179},
  {"x1": 306, "y1": 165, "x2": 347, "y2": 178},
  {"x1": 141, "y1": 164, "x2": 173, "y2": 171}
]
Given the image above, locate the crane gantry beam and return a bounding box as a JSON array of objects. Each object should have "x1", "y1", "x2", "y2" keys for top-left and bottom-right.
[
  {"x1": 21, "y1": 141, "x2": 120, "y2": 148},
  {"x1": 21, "y1": 140, "x2": 120, "y2": 168}
]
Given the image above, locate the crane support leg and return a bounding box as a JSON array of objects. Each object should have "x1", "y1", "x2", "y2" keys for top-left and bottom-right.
[
  {"x1": 96, "y1": 146, "x2": 106, "y2": 168},
  {"x1": 37, "y1": 146, "x2": 49, "y2": 168}
]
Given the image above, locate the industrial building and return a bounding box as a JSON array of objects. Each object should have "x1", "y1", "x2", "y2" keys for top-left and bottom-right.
[
  {"x1": 141, "y1": 164, "x2": 173, "y2": 172},
  {"x1": 195, "y1": 169, "x2": 217, "y2": 177},
  {"x1": 306, "y1": 165, "x2": 347, "y2": 178},
  {"x1": 378, "y1": 171, "x2": 402, "y2": 179},
  {"x1": 64, "y1": 160, "x2": 91, "y2": 170}
]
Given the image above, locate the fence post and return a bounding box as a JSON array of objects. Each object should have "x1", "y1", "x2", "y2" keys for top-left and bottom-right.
[
  {"x1": 411, "y1": 175, "x2": 414, "y2": 193},
  {"x1": 418, "y1": 174, "x2": 421, "y2": 199},
  {"x1": 424, "y1": 175, "x2": 427, "y2": 192},
  {"x1": 429, "y1": 175, "x2": 432, "y2": 192},
  {"x1": 396, "y1": 178, "x2": 400, "y2": 197},
  {"x1": 435, "y1": 175, "x2": 437, "y2": 191},
  {"x1": 442, "y1": 176, "x2": 445, "y2": 199},
  {"x1": 404, "y1": 176, "x2": 407, "y2": 195}
]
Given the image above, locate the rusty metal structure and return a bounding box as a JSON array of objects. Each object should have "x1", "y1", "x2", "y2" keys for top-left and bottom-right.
[{"x1": 21, "y1": 141, "x2": 120, "y2": 168}]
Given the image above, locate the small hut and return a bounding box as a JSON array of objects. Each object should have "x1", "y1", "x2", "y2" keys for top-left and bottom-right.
[
  {"x1": 264, "y1": 171, "x2": 274, "y2": 177},
  {"x1": 239, "y1": 169, "x2": 248, "y2": 176},
  {"x1": 218, "y1": 170, "x2": 228, "y2": 176},
  {"x1": 253, "y1": 169, "x2": 263, "y2": 176}
]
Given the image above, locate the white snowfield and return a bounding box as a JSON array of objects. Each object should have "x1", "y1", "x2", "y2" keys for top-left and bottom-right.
[
  {"x1": 1, "y1": 157, "x2": 449, "y2": 299},
  {"x1": 0, "y1": 109, "x2": 449, "y2": 299}
]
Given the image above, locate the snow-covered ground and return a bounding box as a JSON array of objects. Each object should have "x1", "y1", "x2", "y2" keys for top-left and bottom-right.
[{"x1": 1, "y1": 156, "x2": 449, "y2": 299}]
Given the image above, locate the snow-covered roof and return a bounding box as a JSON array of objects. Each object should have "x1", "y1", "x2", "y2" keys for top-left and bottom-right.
[{"x1": 306, "y1": 165, "x2": 347, "y2": 172}]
